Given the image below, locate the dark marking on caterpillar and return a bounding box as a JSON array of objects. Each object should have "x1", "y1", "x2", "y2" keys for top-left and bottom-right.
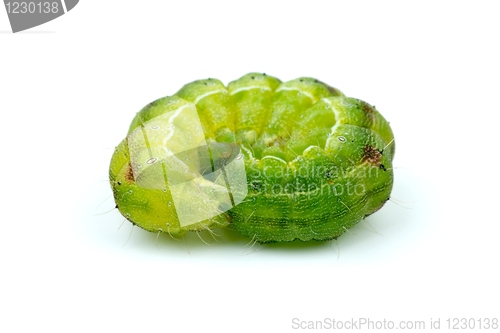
[{"x1": 362, "y1": 144, "x2": 383, "y2": 165}]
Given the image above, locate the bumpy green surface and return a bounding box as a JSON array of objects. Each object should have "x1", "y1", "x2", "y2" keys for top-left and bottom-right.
[{"x1": 109, "y1": 73, "x2": 395, "y2": 243}]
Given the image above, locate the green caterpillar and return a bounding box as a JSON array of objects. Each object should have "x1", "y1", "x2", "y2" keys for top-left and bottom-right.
[{"x1": 109, "y1": 73, "x2": 395, "y2": 243}]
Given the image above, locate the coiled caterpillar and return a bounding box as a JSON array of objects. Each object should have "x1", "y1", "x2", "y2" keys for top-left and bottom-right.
[{"x1": 109, "y1": 73, "x2": 395, "y2": 243}]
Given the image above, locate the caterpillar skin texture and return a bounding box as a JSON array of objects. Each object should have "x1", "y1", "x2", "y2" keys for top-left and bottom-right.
[{"x1": 109, "y1": 73, "x2": 395, "y2": 243}]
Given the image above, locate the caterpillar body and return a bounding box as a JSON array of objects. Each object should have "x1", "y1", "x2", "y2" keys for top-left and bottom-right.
[{"x1": 109, "y1": 73, "x2": 395, "y2": 243}]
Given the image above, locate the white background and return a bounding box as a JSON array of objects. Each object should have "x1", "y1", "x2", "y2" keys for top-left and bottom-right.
[{"x1": 1, "y1": 1, "x2": 499, "y2": 332}]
